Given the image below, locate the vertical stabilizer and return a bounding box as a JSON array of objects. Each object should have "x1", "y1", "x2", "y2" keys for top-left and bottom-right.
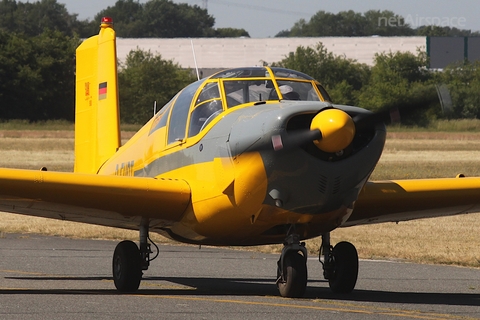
[{"x1": 74, "y1": 17, "x2": 121, "y2": 174}]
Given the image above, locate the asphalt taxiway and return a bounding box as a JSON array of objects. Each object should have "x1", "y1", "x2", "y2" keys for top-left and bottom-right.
[{"x1": 0, "y1": 233, "x2": 479, "y2": 319}]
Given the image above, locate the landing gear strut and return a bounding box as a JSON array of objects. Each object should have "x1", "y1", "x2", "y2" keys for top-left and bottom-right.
[
  {"x1": 276, "y1": 233, "x2": 308, "y2": 298},
  {"x1": 320, "y1": 233, "x2": 359, "y2": 293},
  {"x1": 112, "y1": 219, "x2": 157, "y2": 292}
]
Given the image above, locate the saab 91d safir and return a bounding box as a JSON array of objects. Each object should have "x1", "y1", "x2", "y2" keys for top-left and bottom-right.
[{"x1": 1, "y1": 17, "x2": 479, "y2": 298}]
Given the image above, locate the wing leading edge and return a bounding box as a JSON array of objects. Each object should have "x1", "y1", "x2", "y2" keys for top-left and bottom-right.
[
  {"x1": 0, "y1": 168, "x2": 191, "y2": 230},
  {"x1": 345, "y1": 177, "x2": 480, "y2": 226}
]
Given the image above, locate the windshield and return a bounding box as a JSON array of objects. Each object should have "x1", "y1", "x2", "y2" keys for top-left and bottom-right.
[{"x1": 185, "y1": 67, "x2": 330, "y2": 138}]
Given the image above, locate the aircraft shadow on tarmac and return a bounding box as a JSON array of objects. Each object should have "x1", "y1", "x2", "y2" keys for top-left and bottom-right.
[{"x1": 2, "y1": 275, "x2": 479, "y2": 307}]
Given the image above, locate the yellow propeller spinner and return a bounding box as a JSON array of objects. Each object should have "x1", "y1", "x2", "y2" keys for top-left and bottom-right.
[{"x1": 310, "y1": 109, "x2": 356, "y2": 153}]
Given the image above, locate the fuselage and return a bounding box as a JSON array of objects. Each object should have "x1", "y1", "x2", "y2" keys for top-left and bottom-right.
[{"x1": 99, "y1": 67, "x2": 386, "y2": 245}]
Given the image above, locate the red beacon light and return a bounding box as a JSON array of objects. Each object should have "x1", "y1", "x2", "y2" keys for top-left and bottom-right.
[{"x1": 101, "y1": 17, "x2": 113, "y2": 27}]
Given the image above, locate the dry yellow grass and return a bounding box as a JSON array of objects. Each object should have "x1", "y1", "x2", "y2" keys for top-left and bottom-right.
[
  {"x1": 0, "y1": 130, "x2": 479, "y2": 268},
  {"x1": 0, "y1": 212, "x2": 172, "y2": 243},
  {"x1": 335, "y1": 132, "x2": 480, "y2": 267},
  {"x1": 324, "y1": 213, "x2": 480, "y2": 267}
]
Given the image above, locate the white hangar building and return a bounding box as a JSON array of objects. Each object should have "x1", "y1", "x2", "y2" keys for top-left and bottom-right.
[{"x1": 116, "y1": 37, "x2": 426, "y2": 76}]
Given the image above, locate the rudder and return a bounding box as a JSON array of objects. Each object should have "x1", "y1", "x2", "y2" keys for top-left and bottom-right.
[{"x1": 74, "y1": 17, "x2": 121, "y2": 174}]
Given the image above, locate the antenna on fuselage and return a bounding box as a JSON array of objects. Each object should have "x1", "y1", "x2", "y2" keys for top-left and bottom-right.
[
  {"x1": 190, "y1": 39, "x2": 200, "y2": 80},
  {"x1": 153, "y1": 101, "x2": 157, "y2": 115}
]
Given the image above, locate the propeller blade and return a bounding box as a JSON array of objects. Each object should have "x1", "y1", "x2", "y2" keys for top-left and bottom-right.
[
  {"x1": 271, "y1": 129, "x2": 321, "y2": 151},
  {"x1": 261, "y1": 86, "x2": 439, "y2": 153},
  {"x1": 353, "y1": 86, "x2": 439, "y2": 131}
]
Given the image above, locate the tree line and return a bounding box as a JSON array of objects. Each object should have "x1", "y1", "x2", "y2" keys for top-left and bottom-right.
[
  {"x1": 0, "y1": 0, "x2": 246, "y2": 123},
  {"x1": 0, "y1": 0, "x2": 249, "y2": 38},
  {"x1": 1, "y1": 0, "x2": 480, "y2": 124},
  {"x1": 276, "y1": 10, "x2": 480, "y2": 37}
]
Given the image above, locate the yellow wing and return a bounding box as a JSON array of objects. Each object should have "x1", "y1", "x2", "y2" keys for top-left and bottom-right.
[
  {"x1": 0, "y1": 168, "x2": 191, "y2": 230},
  {"x1": 346, "y1": 177, "x2": 480, "y2": 226}
]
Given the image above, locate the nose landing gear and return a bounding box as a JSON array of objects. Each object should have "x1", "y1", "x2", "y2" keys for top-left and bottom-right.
[{"x1": 276, "y1": 234, "x2": 308, "y2": 298}]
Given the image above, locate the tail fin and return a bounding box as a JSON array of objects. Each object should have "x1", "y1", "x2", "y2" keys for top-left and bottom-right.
[{"x1": 74, "y1": 17, "x2": 121, "y2": 174}]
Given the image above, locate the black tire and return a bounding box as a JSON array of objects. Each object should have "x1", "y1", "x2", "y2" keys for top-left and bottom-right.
[
  {"x1": 112, "y1": 240, "x2": 142, "y2": 292},
  {"x1": 328, "y1": 241, "x2": 358, "y2": 294},
  {"x1": 277, "y1": 251, "x2": 307, "y2": 298}
]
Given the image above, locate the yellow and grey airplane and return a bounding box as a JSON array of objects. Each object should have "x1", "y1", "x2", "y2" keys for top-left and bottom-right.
[{"x1": 1, "y1": 17, "x2": 479, "y2": 298}]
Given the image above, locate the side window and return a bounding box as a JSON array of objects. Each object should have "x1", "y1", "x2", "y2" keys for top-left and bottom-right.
[
  {"x1": 167, "y1": 79, "x2": 205, "y2": 144},
  {"x1": 189, "y1": 82, "x2": 223, "y2": 136},
  {"x1": 148, "y1": 95, "x2": 176, "y2": 136},
  {"x1": 197, "y1": 82, "x2": 220, "y2": 103},
  {"x1": 316, "y1": 83, "x2": 332, "y2": 102}
]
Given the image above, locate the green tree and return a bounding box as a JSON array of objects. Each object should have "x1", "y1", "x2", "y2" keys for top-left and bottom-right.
[
  {"x1": 95, "y1": 0, "x2": 216, "y2": 38},
  {"x1": 0, "y1": 29, "x2": 78, "y2": 121},
  {"x1": 118, "y1": 48, "x2": 196, "y2": 124},
  {"x1": 275, "y1": 29, "x2": 290, "y2": 37},
  {"x1": 211, "y1": 27, "x2": 249, "y2": 38},
  {"x1": 438, "y1": 61, "x2": 480, "y2": 118},
  {"x1": 277, "y1": 10, "x2": 415, "y2": 37},
  {"x1": 0, "y1": 0, "x2": 93, "y2": 37},
  {"x1": 277, "y1": 9, "x2": 480, "y2": 37},
  {"x1": 364, "y1": 10, "x2": 414, "y2": 36},
  {"x1": 357, "y1": 51, "x2": 437, "y2": 125},
  {"x1": 94, "y1": 0, "x2": 145, "y2": 37},
  {"x1": 416, "y1": 25, "x2": 480, "y2": 37},
  {"x1": 274, "y1": 43, "x2": 370, "y2": 105}
]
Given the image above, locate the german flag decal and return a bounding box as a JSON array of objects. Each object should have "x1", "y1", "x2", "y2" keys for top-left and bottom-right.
[{"x1": 99, "y1": 82, "x2": 107, "y2": 100}]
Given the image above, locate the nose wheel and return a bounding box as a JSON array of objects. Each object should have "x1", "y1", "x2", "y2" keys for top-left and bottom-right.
[{"x1": 276, "y1": 234, "x2": 308, "y2": 298}]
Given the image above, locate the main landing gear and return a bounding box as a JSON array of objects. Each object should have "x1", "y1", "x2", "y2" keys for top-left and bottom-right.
[
  {"x1": 320, "y1": 233, "x2": 359, "y2": 294},
  {"x1": 112, "y1": 219, "x2": 158, "y2": 292},
  {"x1": 276, "y1": 232, "x2": 359, "y2": 298}
]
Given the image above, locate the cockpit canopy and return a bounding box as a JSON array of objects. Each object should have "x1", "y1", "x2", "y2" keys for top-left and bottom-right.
[{"x1": 150, "y1": 66, "x2": 331, "y2": 144}]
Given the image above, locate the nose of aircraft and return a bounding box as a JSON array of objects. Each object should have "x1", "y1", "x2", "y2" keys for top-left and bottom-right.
[
  {"x1": 310, "y1": 109, "x2": 356, "y2": 153},
  {"x1": 227, "y1": 104, "x2": 360, "y2": 156}
]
